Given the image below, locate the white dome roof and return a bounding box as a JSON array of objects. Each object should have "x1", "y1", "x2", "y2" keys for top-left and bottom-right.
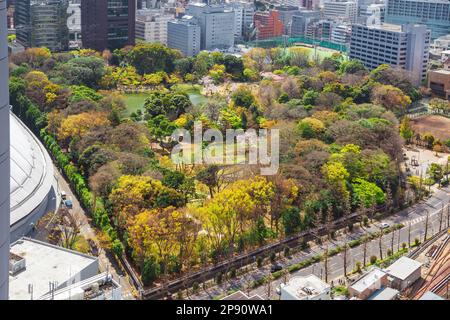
[{"x1": 10, "y1": 113, "x2": 54, "y2": 226}]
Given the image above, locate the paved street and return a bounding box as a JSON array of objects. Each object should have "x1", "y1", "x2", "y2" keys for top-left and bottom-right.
[
  {"x1": 53, "y1": 166, "x2": 136, "y2": 300},
  {"x1": 190, "y1": 187, "x2": 450, "y2": 300}
]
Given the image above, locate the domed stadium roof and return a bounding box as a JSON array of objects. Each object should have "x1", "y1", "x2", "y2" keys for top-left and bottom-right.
[{"x1": 10, "y1": 112, "x2": 54, "y2": 227}]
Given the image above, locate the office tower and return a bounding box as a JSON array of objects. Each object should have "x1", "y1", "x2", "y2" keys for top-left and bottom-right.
[
  {"x1": 0, "y1": 0, "x2": 10, "y2": 301},
  {"x1": 167, "y1": 15, "x2": 201, "y2": 56},
  {"x1": 331, "y1": 24, "x2": 351, "y2": 44},
  {"x1": 15, "y1": 0, "x2": 69, "y2": 52},
  {"x1": 385, "y1": 0, "x2": 450, "y2": 39},
  {"x1": 349, "y1": 23, "x2": 431, "y2": 85},
  {"x1": 67, "y1": 0, "x2": 81, "y2": 49},
  {"x1": 253, "y1": 10, "x2": 284, "y2": 40},
  {"x1": 323, "y1": 0, "x2": 358, "y2": 23},
  {"x1": 135, "y1": 9, "x2": 174, "y2": 44},
  {"x1": 291, "y1": 10, "x2": 321, "y2": 37},
  {"x1": 228, "y1": 1, "x2": 255, "y2": 39},
  {"x1": 301, "y1": 0, "x2": 320, "y2": 10},
  {"x1": 273, "y1": 4, "x2": 302, "y2": 35},
  {"x1": 186, "y1": 3, "x2": 234, "y2": 50},
  {"x1": 81, "y1": 0, "x2": 135, "y2": 51}
]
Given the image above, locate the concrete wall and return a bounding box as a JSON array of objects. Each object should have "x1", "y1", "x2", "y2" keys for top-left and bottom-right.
[{"x1": 0, "y1": 0, "x2": 10, "y2": 300}]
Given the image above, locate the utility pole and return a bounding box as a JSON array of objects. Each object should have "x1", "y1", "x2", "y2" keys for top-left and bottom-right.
[
  {"x1": 379, "y1": 228, "x2": 383, "y2": 260},
  {"x1": 397, "y1": 228, "x2": 401, "y2": 251},
  {"x1": 363, "y1": 235, "x2": 368, "y2": 266},
  {"x1": 391, "y1": 229, "x2": 395, "y2": 255},
  {"x1": 424, "y1": 209, "x2": 429, "y2": 242},
  {"x1": 408, "y1": 222, "x2": 412, "y2": 248},
  {"x1": 343, "y1": 241, "x2": 348, "y2": 278},
  {"x1": 324, "y1": 243, "x2": 329, "y2": 283},
  {"x1": 439, "y1": 202, "x2": 444, "y2": 232}
]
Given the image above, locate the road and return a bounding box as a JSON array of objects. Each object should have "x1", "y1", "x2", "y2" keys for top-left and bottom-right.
[
  {"x1": 53, "y1": 166, "x2": 135, "y2": 300},
  {"x1": 190, "y1": 187, "x2": 450, "y2": 300}
]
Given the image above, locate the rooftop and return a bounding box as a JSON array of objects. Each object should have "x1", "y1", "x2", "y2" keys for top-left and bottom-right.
[
  {"x1": 350, "y1": 267, "x2": 386, "y2": 293},
  {"x1": 368, "y1": 287, "x2": 399, "y2": 300},
  {"x1": 282, "y1": 274, "x2": 330, "y2": 299},
  {"x1": 384, "y1": 257, "x2": 422, "y2": 281},
  {"x1": 39, "y1": 273, "x2": 121, "y2": 300},
  {"x1": 9, "y1": 238, "x2": 97, "y2": 300},
  {"x1": 10, "y1": 112, "x2": 55, "y2": 227},
  {"x1": 221, "y1": 290, "x2": 264, "y2": 300},
  {"x1": 419, "y1": 291, "x2": 445, "y2": 300}
]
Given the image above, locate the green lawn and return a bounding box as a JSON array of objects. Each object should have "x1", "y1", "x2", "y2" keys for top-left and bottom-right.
[{"x1": 123, "y1": 84, "x2": 207, "y2": 117}]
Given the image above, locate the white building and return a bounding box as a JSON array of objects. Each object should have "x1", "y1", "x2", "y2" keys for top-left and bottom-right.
[
  {"x1": 384, "y1": 256, "x2": 422, "y2": 290},
  {"x1": 349, "y1": 23, "x2": 431, "y2": 85},
  {"x1": 227, "y1": 1, "x2": 255, "y2": 39},
  {"x1": 323, "y1": 1, "x2": 358, "y2": 23},
  {"x1": 430, "y1": 34, "x2": 450, "y2": 57},
  {"x1": 167, "y1": 15, "x2": 201, "y2": 57},
  {"x1": 280, "y1": 274, "x2": 331, "y2": 300},
  {"x1": 187, "y1": 3, "x2": 235, "y2": 51},
  {"x1": 348, "y1": 267, "x2": 388, "y2": 299},
  {"x1": 9, "y1": 238, "x2": 99, "y2": 300},
  {"x1": 67, "y1": 1, "x2": 82, "y2": 49},
  {"x1": 135, "y1": 9, "x2": 174, "y2": 45},
  {"x1": 331, "y1": 24, "x2": 351, "y2": 45}
]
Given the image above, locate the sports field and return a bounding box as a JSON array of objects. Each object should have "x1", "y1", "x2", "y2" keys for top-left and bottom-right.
[{"x1": 410, "y1": 115, "x2": 450, "y2": 141}]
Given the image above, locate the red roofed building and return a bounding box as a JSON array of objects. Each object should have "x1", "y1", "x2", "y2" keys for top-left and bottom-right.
[{"x1": 254, "y1": 10, "x2": 284, "y2": 40}]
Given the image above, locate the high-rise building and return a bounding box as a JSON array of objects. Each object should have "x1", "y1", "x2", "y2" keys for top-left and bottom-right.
[
  {"x1": 323, "y1": 0, "x2": 358, "y2": 23},
  {"x1": 331, "y1": 24, "x2": 351, "y2": 44},
  {"x1": 67, "y1": 0, "x2": 81, "y2": 49},
  {"x1": 385, "y1": 0, "x2": 450, "y2": 39},
  {"x1": 291, "y1": 10, "x2": 321, "y2": 37},
  {"x1": 167, "y1": 15, "x2": 201, "y2": 56},
  {"x1": 253, "y1": 10, "x2": 284, "y2": 40},
  {"x1": 15, "y1": 0, "x2": 69, "y2": 52},
  {"x1": 349, "y1": 23, "x2": 431, "y2": 85},
  {"x1": 301, "y1": 0, "x2": 320, "y2": 10},
  {"x1": 0, "y1": 0, "x2": 10, "y2": 301},
  {"x1": 273, "y1": 4, "x2": 301, "y2": 35},
  {"x1": 186, "y1": 3, "x2": 234, "y2": 50},
  {"x1": 227, "y1": 1, "x2": 255, "y2": 39},
  {"x1": 81, "y1": 0, "x2": 135, "y2": 51},
  {"x1": 135, "y1": 9, "x2": 174, "y2": 45}
]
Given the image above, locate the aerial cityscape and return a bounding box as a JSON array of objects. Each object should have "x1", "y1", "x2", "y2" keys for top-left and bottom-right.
[{"x1": 0, "y1": 0, "x2": 449, "y2": 304}]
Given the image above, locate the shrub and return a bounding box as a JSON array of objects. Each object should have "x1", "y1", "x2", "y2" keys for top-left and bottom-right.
[
  {"x1": 284, "y1": 246, "x2": 290, "y2": 257},
  {"x1": 229, "y1": 267, "x2": 236, "y2": 278},
  {"x1": 355, "y1": 261, "x2": 362, "y2": 273},
  {"x1": 256, "y1": 256, "x2": 263, "y2": 267},
  {"x1": 269, "y1": 251, "x2": 276, "y2": 263},
  {"x1": 141, "y1": 257, "x2": 160, "y2": 286},
  {"x1": 216, "y1": 272, "x2": 223, "y2": 284},
  {"x1": 370, "y1": 255, "x2": 377, "y2": 264},
  {"x1": 402, "y1": 242, "x2": 407, "y2": 250},
  {"x1": 192, "y1": 282, "x2": 199, "y2": 293},
  {"x1": 387, "y1": 249, "x2": 392, "y2": 256},
  {"x1": 414, "y1": 238, "x2": 420, "y2": 246}
]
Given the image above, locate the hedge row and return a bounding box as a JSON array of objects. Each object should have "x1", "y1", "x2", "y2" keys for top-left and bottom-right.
[{"x1": 12, "y1": 89, "x2": 124, "y2": 256}]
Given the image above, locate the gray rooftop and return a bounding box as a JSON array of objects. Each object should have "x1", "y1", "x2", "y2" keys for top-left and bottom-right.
[
  {"x1": 419, "y1": 291, "x2": 445, "y2": 300},
  {"x1": 368, "y1": 287, "x2": 399, "y2": 300},
  {"x1": 384, "y1": 257, "x2": 422, "y2": 281}
]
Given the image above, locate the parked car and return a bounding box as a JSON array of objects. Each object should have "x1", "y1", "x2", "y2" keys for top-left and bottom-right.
[
  {"x1": 271, "y1": 264, "x2": 283, "y2": 273},
  {"x1": 380, "y1": 222, "x2": 390, "y2": 229},
  {"x1": 88, "y1": 239, "x2": 99, "y2": 256},
  {"x1": 64, "y1": 199, "x2": 73, "y2": 209}
]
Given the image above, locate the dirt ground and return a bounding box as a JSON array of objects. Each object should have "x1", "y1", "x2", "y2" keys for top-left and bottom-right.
[{"x1": 410, "y1": 115, "x2": 450, "y2": 141}]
